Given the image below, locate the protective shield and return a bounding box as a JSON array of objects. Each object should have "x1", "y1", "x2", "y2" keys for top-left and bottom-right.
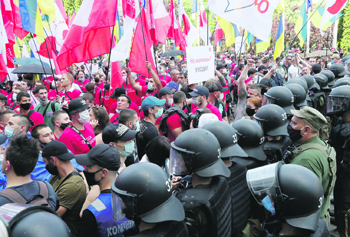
[
  {"x1": 169, "y1": 146, "x2": 195, "y2": 176},
  {"x1": 327, "y1": 96, "x2": 350, "y2": 114},
  {"x1": 111, "y1": 189, "x2": 137, "y2": 221}
]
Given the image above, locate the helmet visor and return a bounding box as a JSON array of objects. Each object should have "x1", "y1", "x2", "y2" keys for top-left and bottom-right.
[
  {"x1": 112, "y1": 190, "x2": 137, "y2": 221},
  {"x1": 246, "y1": 162, "x2": 282, "y2": 205},
  {"x1": 169, "y1": 147, "x2": 194, "y2": 176},
  {"x1": 262, "y1": 95, "x2": 274, "y2": 106},
  {"x1": 327, "y1": 96, "x2": 350, "y2": 114}
]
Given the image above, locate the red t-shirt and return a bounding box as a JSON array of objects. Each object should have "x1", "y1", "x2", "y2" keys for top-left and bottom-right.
[
  {"x1": 166, "y1": 114, "x2": 183, "y2": 142},
  {"x1": 141, "y1": 86, "x2": 157, "y2": 98},
  {"x1": 94, "y1": 89, "x2": 115, "y2": 113},
  {"x1": 191, "y1": 103, "x2": 223, "y2": 121},
  {"x1": 74, "y1": 79, "x2": 90, "y2": 91},
  {"x1": 59, "y1": 123, "x2": 96, "y2": 155},
  {"x1": 158, "y1": 74, "x2": 172, "y2": 83},
  {"x1": 59, "y1": 89, "x2": 82, "y2": 104},
  {"x1": 110, "y1": 112, "x2": 119, "y2": 124},
  {"x1": 20, "y1": 110, "x2": 44, "y2": 132},
  {"x1": 96, "y1": 82, "x2": 104, "y2": 90}
]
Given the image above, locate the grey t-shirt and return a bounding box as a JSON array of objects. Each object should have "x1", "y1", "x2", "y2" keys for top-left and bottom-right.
[{"x1": 234, "y1": 94, "x2": 247, "y2": 122}]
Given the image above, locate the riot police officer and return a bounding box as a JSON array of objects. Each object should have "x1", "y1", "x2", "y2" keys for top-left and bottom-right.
[
  {"x1": 262, "y1": 86, "x2": 295, "y2": 119},
  {"x1": 286, "y1": 77, "x2": 311, "y2": 105},
  {"x1": 328, "y1": 85, "x2": 350, "y2": 237},
  {"x1": 310, "y1": 74, "x2": 330, "y2": 116},
  {"x1": 302, "y1": 75, "x2": 320, "y2": 91},
  {"x1": 0, "y1": 203, "x2": 72, "y2": 237},
  {"x1": 320, "y1": 70, "x2": 335, "y2": 88},
  {"x1": 111, "y1": 162, "x2": 189, "y2": 237},
  {"x1": 247, "y1": 162, "x2": 329, "y2": 237},
  {"x1": 332, "y1": 78, "x2": 350, "y2": 88},
  {"x1": 329, "y1": 63, "x2": 350, "y2": 79},
  {"x1": 169, "y1": 129, "x2": 232, "y2": 237},
  {"x1": 202, "y1": 121, "x2": 251, "y2": 236},
  {"x1": 253, "y1": 104, "x2": 292, "y2": 163},
  {"x1": 285, "y1": 83, "x2": 308, "y2": 110}
]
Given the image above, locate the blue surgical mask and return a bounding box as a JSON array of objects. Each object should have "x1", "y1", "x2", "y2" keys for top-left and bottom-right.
[
  {"x1": 12, "y1": 93, "x2": 17, "y2": 101},
  {"x1": 331, "y1": 60, "x2": 334, "y2": 64},
  {"x1": 154, "y1": 108, "x2": 164, "y2": 118},
  {"x1": 4, "y1": 126, "x2": 14, "y2": 138},
  {"x1": 38, "y1": 98, "x2": 48, "y2": 103},
  {"x1": 262, "y1": 195, "x2": 275, "y2": 215},
  {"x1": 78, "y1": 77, "x2": 84, "y2": 82},
  {"x1": 136, "y1": 121, "x2": 140, "y2": 132},
  {"x1": 120, "y1": 141, "x2": 135, "y2": 157}
]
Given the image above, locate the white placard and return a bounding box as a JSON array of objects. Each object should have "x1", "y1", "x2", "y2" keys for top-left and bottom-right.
[
  {"x1": 187, "y1": 45, "x2": 215, "y2": 84},
  {"x1": 235, "y1": 36, "x2": 246, "y2": 54}
]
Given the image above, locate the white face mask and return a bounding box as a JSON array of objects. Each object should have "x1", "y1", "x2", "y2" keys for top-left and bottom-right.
[
  {"x1": 192, "y1": 96, "x2": 201, "y2": 106},
  {"x1": 51, "y1": 81, "x2": 57, "y2": 88},
  {"x1": 222, "y1": 69, "x2": 227, "y2": 74},
  {"x1": 122, "y1": 76, "x2": 127, "y2": 82},
  {"x1": 167, "y1": 98, "x2": 173, "y2": 107},
  {"x1": 219, "y1": 93, "x2": 224, "y2": 101},
  {"x1": 77, "y1": 110, "x2": 90, "y2": 124}
]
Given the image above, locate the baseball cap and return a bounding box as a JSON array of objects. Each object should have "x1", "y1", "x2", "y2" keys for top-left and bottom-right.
[
  {"x1": 189, "y1": 86, "x2": 209, "y2": 97},
  {"x1": 208, "y1": 82, "x2": 228, "y2": 93},
  {"x1": 216, "y1": 64, "x2": 226, "y2": 70},
  {"x1": 141, "y1": 96, "x2": 166, "y2": 112},
  {"x1": 110, "y1": 87, "x2": 126, "y2": 99},
  {"x1": 68, "y1": 98, "x2": 89, "y2": 114},
  {"x1": 75, "y1": 144, "x2": 120, "y2": 171},
  {"x1": 259, "y1": 78, "x2": 272, "y2": 88},
  {"x1": 331, "y1": 54, "x2": 340, "y2": 59},
  {"x1": 291, "y1": 106, "x2": 327, "y2": 130},
  {"x1": 158, "y1": 87, "x2": 175, "y2": 98},
  {"x1": 42, "y1": 140, "x2": 75, "y2": 161},
  {"x1": 165, "y1": 82, "x2": 178, "y2": 91},
  {"x1": 311, "y1": 64, "x2": 322, "y2": 74},
  {"x1": 258, "y1": 65, "x2": 268, "y2": 72},
  {"x1": 102, "y1": 123, "x2": 138, "y2": 144}
]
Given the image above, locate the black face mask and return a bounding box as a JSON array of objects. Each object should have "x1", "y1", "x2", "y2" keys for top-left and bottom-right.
[
  {"x1": 263, "y1": 70, "x2": 268, "y2": 75},
  {"x1": 60, "y1": 122, "x2": 70, "y2": 131},
  {"x1": 20, "y1": 103, "x2": 31, "y2": 111},
  {"x1": 261, "y1": 88, "x2": 267, "y2": 96},
  {"x1": 46, "y1": 162, "x2": 59, "y2": 175},
  {"x1": 84, "y1": 169, "x2": 103, "y2": 186},
  {"x1": 287, "y1": 124, "x2": 304, "y2": 142},
  {"x1": 246, "y1": 107, "x2": 256, "y2": 116},
  {"x1": 182, "y1": 102, "x2": 187, "y2": 110},
  {"x1": 104, "y1": 84, "x2": 110, "y2": 90},
  {"x1": 94, "y1": 78, "x2": 100, "y2": 83},
  {"x1": 39, "y1": 140, "x2": 48, "y2": 149},
  {"x1": 340, "y1": 53, "x2": 344, "y2": 57}
]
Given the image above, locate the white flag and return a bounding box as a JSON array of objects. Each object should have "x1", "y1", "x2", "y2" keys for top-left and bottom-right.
[
  {"x1": 320, "y1": 0, "x2": 347, "y2": 32},
  {"x1": 22, "y1": 42, "x2": 30, "y2": 58}
]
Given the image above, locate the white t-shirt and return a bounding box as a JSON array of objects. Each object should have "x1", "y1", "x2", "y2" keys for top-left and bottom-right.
[{"x1": 288, "y1": 64, "x2": 300, "y2": 80}]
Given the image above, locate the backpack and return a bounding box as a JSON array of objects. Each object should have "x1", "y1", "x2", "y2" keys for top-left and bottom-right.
[{"x1": 0, "y1": 181, "x2": 50, "y2": 207}]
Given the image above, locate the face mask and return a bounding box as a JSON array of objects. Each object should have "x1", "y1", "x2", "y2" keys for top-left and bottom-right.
[
  {"x1": 192, "y1": 96, "x2": 202, "y2": 106},
  {"x1": 182, "y1": 69, "x2": 188, "y2": 74},
  {"x1": 51, "y1": 81, "x2": 57, "y2": 88},
  {"x1": 12, "y1": 94, "x2": 17, "y2": 101},
  {"x1": 135, "y1": 121, "x2": 140, "y2": 132},
  {"x1": 104, "y1": 84, "x2": 110, "y2": 90},
  {"x1": 77, "y1": 110, "x2": 90, "y2": 124},
  {"x1": 4, "y1": 126, "x2": 14, "y2": 138},
  {"x1": 287, "y1": 124, "x2": 305, "y2": 142},
  {"x1": 219, "y1": 93, "x2": 224, "y2": 101},
  {"x1": 83, "y1": 169, "x2": 103, "y2": 186},
  {"x1": 167, "y1": 98, "x2": 173, "y2": 107},
  {"x1": 158, "y1": 69, "x2": 164, "y2": 74},
  {"x1": 154, "y1": 107, "x2": 164, "y2": 118},
  {"x1": 263, "y1": 70, "x2": 268, "y2": 75},
  {"x1": 222, "y1": 69, "x2": 227, "y2": 74},
  {"x1": 38, "y1": 97, "x2": 48, "y2": 103},
  {"x1": 45, "y1": 162, "x2": 59, "y2": 176},
  {"x1": 94, "y1": 78, "x2": 100, "y2": 83},
  {"x1": 261, "y1": 88, "x2": 267, "y2": 96},
  {"x1": 280, "y1": 62, "x2": 283, "y2": 66},
  {"x1": 331, "y1": 60, "x2": 334, "y2": 64},
  {"x1": 60, "y1": 122, "x2": 70, "y2": 130},
  {"x1": 246, "y1": 107, "x2": 256, "y2": 116},
  {"x1": 262, "y1": 196, "x2": 275, "y2": 215},
  {"x1": 20, "y1": 103, "x2": 31, "y2": 111},
  {"x1": 78, "y1": 77, "x2": 84, "y2": 82},
  {"x1": 182, "y1": 102, "x2": 187, "y2": 110},
  {"x1": 116, "y1": 109, "x2": 122, "y2": 114},
  {"x1": 122, "y1": 76, "x2": 127, "y2": 82},
  {"x1": 120, "y1": 141, "x2": 135, "y2": 157},
  {"x1": 147, "y1": 83, "x2": 154, "y2": 91},
  {"x1": 39, "y1": 140, "x2": 48, "y2": 149}
]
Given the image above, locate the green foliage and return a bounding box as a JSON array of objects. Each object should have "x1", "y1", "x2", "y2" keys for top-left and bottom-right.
[
  {"x1": 63, "y1": 0, "x2": 75, "y2": 17},
  {"x1": 340, "y1": 3, "x2": 350, "y2": 50},
  {"x1": 337, "y1": 9, "x2": 344, "y2": 48},
  {"x1": 75, "y1": 0, "x2": 83, "y2": 12}
]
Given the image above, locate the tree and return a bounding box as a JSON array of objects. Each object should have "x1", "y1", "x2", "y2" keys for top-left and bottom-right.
[{"x1": 340, "y1": 3, "x2": 350, "y2": 51}]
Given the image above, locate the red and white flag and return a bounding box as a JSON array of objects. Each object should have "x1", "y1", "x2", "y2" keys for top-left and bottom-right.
[
  {"x1": 57, "y1": 0, "x2": 117, "y2": 70},
  {"x1": 0, "y1": 3, "x2": 8, "y2": 64},
  {"x1": 199, "y1": 0, "x2": 209, "y2": 45},
  {"x1": 215, "y1": 22, "x2": 224, "y2": 46},
  {"x1": 56, "y1": 0, "x2": 67, "y2": 21},
  {"x1": 149, "y1": 0, "x2": 171, "y2": 45},
  {"x1": 167, "y1": 0, "x2": 186, "y2": 48},
  {"x1": 129, "y1": 8, "x2": 156, "y2": 77},
  {"x1": 0, "y1": 53, "x2": 8, "y2": 82},
  {"x1": 178, "y1": 0, "x2": 197, "y2": 47},
  {"x1": 320, "y1": 0, "x2": 347, "y2": 33}
]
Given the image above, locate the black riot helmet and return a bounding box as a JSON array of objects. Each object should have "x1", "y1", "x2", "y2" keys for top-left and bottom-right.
[
  {"x1": 332, "y1": 78, "x2": 350, "y2": 88},
  {"x1": 329, "y1": 63, "x2": 350, "y2": 79},
  {"x1": 320, "y1": 70, "x2": 335, "y2": 87},
  {"x1": 286, "y1": 77, "x2": 308, "y2": 94},
  {"x1": 247, "y1": 162, "x2": 324, "y2": 233},
  {"x1": 262, "y1": 86, "x2": 295, "y2": 116},
  {"x1": 327, "y1": 85, "x2": 350, "y2": 116},
  {"x1": 202, "y1": 121, "x2": 248, "y2": 158},
  {"x1": 111, "y1": 163, "x2": 185, "y2": 224},
  {"x1": 314, "y1": 74, "x2": 329, "y2": 90},
  {"x1": 253, "y1": 104, "x2": 288, "y2": 137},
  {"x1": 232, "y1": 120, "x2": 266, "y2": 161},
  {"x1": 285, "y1": 83, "x2": 308, "y2": 109},
  {"x1": 169, "y1": 129, "x2": 230, "y2": 178},
  {"x1": 302, "y1": 75, "x2": 320, "y2": 91},
  {"x1": 0, "y1": 204, "x2": 72, "y2": 237}
]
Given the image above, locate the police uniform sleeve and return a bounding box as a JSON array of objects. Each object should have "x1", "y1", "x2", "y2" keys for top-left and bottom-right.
[{"x1": 80, "y1": 209, "x2": 98, "y2": 237}]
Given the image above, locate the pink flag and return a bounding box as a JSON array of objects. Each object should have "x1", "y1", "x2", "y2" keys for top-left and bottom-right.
[
  {"x1": 215, "y1": 22, "x2": 224, "y2": 46},
  {"x1": 167, "y1": 0, "x2": 186, "y2": 48},
  {"x1": 0, "y1": 54, "x2": 8, "y2": 82},
  {"x1": 199, "y1": 0, "x2": 209, "y2": 45},
  {"x1": 56, "y1": 0, "x2": 67, "y2": 21},
  {"x1": 110, "y1": 61, "x2": 123, "y2": 95},
  {"x1": 149, "y1": 0, "x2": 171, "y2": 45},
  {"x1": 129, "y1": 8, "x2": 156, "y2": 77},
  {"x1": 178, "y1": 0, "x2": 197, "y2": 47},
  {"x1": 69, "y1": 11, "x2": 76, "y2": 28},
  {"x1": 57, "y1": 0, "x2": 117, "y2": 70}
]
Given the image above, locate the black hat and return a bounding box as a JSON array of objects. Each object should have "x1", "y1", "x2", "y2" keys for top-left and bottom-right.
[
  {"x1": 158, "y1": 87, "x2": 175, "y2": 98},
  {"x1": 0, "y1": 135, "x2": 7, "y2": 145},
  {"x1": 216, "y1": 64, "x2": 226, "y2": 70},
  {"x1": 102, "y1": 123, "x2": 138, "y2": 144},
  {"x1": 42, "y1": 140, "x2": 75, "y2": 161},
  {"x1": 208, "y1": 82, "x2": 228, "y2": 93},
  {"x1": 311, "y1": 64, "x2": 322, "y2": 74},
  {"x1": 189, "y1": 86, "x2": 209, "y2": 97},
  {"x1": 259, "y1": 78, "x2": 272, "y2": 88},
  {"x1": 258, "y1": 65, "x2": 268, "y2": 72},
  {"x1": 75, "y1": 144, "x2": 120, "y2": 171},
  {"x1": 110, "y1": 87, "x2": 126, "y2": 99},
  {"x1": 68, "y1": 98, "x2": 89, "y2": 114}
]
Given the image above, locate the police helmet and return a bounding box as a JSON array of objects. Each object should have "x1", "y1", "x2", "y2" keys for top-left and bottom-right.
[
  {"x1": 0, "y1": 204, "x2": 71, "y2": 237},
  {"x1": 262, "y1": 86, "x2": 295, "y2": 116},
  {"x1": 329, "y1": 63, "x2": 350, "y2": 79},
  {"x1": 253, "y1": 104, "x2": 288, "y2": 137},
  {"x1": 314, "y1": 74, "x2": 329, "y2": 90},
  {"x1": 327, "y1": 85, "x2": 350, "y2": 116},
  {"x1": 169, "y1": 129, "x2": 230, "y2": 178},
  {"x1": 286, "y1": 77, "x2": 308, "y2": 93},
  {"x1": 202, "y1": 121, "x2": 248, "y2": 158},
  {"x1": 232, "y1": 120, "x2": 266, "y2": 161},
  {"x1": 302, "y1": 75, "x2": 320, "y2": 91},
  {"x1": 111, "y1": 163, "x2": 185, "y2": 223},
  {"x1": 332, "y1": 78, "x2": 350, "y2": 88},
  {"x1": 320, "y1": 70, "x2": 335, "y2": 87},
  {"x1": 247, "y1": 162, "x2": 324, "y2": 233},
  {"x1": 285, "y1": 83, "x2": 308, "y2": 109}
]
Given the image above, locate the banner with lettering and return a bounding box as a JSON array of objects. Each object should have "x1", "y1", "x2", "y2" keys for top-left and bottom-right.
[{"x1": 187, "y1": 45, "x2": 215, "y2": 84}]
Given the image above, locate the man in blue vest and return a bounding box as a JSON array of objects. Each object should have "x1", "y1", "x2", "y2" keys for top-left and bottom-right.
[{"x1": 76, "y1": 144, "x2": 134, "y2": 237}]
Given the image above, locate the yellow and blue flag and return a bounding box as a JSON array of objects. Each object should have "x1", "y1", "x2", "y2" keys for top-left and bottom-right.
[
  {"x1": 273, "y1": 14, "x2": 284, "y2": 59},
  {"x1": 217, "y1": 17, "x2": 240, "y2": 47},
  {"x1": 256, "y1": 38, "x2": 270, "y2": 54},
  {"x1": 37, "y1": 0, "x2": 55, "y2": 24},
  {"x1": 18, "y1": 0, "x2": 45, "y2": 40},
  {"x1": 294, "y1": 0, "x2": 308, "y2": 47},
  {"x1": 244, "y1": 30, "x2": 254, "y2": 49}
]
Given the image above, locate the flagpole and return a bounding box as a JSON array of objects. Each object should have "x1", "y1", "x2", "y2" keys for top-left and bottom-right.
[
  {"x1": 29, "y1": 34, "x2": 51, "y2": 79},
  {"x1": 237, "y1": 30, "x2": 246, "y2": 65},
  {"x1": 197, "y1": 0, "x2": 200, "y2": 46},
  {"x1": 332, "y1": 19, "x2": 339, "y2": 48},
  {"x1": 42, "y1": 31, "x2": 58, "y2": 94},
  {"x1": 138, "y1": 2, "x2": 150, "y2": 73},
  {"x1": 206, "y1": 6, "x2": 209, "y2": 45},
  {"x1": 107, "y1": 25, "x2": 116, "y2": 80},
  {"x1": 306, "y1": 7, "x2": 311, "y2": 54}
]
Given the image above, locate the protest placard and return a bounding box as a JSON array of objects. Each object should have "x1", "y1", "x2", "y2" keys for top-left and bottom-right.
[{"x1": 187, "y1": 45, "x2": 215, "y2": 84}]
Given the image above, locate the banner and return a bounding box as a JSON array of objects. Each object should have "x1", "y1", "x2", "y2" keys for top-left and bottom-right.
[
  {"x1": 235, "y1": 36, "x2": 245, "y2": 54},
  {"x1": 187, "y1": 45, "x2": 214, "y2": 84}
]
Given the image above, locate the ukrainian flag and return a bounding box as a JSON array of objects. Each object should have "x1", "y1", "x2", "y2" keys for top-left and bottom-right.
[
  {"x1": 273, "y1": 15, "x2": 284, "y2": 59},
  {"x1": 217, "y1": 17, "x2": 240, "y2": 47},
  {"x1": 310, "y1": 7, "x2": 343, "y2": 31},
  {"x1": 18, "y1": 0, "x2": 45, "y2": 41},
  {"x1": 244, "y1": 30, "x2": 254, "y2": 50},
  {"x1": 294, "y1": 0, "x2": 308, "y2": 47},
  {"x1": 256, "y1": 38, "x2": 270, "y2": 54},
  {"x1": 114, "y1": 10, "x2": 123, "y2": 42},
  {"x1": 37, "y1": 0, "x2": 55, "y2": 24}
]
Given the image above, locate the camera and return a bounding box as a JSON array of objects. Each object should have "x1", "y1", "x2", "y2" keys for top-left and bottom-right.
[{"x1": 188, "y1": 109, "x2": 205, "y2": 128}]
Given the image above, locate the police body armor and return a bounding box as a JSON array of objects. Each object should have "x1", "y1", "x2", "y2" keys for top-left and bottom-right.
[
  {"x1": 263, "y1": 137, "x2": 292, "y2": 164},
  {"x1": 131, "y1": 221, "x2": 189, "y2": 237},
  {"x1": 309, "y1": 92, "x2": 327, "y2": 116},
  {"x1": 227, "y1": 162, "x2": 251, "y2": 235},
  {"x1": 160, "y1": 105, "x2": 190, "y2": 137},
  {"x1": 176, "y1": 176, "x2": 232, "y2": 237}
]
